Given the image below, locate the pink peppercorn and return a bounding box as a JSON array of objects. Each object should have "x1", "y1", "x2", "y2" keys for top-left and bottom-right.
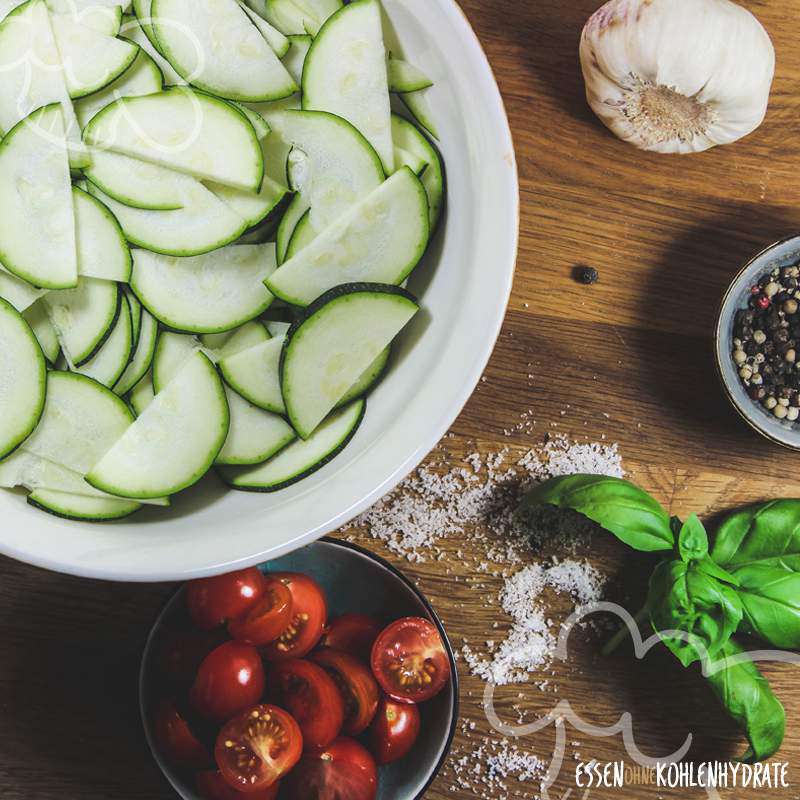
[{"x1": 756, "y1": 295, "x2": 771, "y2": 309}]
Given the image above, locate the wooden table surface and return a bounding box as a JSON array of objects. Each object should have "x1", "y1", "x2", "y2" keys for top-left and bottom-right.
[{"x1": 3, "y1": 1, "x2": 800, "y2": 798}]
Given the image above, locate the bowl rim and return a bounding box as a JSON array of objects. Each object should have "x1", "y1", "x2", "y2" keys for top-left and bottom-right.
[
  {"x1": 0, "y1": 0, "x2": 519, "y2": 583},
  {"x1": 138, "y1": 536, "x2": 461, "y2": 800},
  {"x1": 714, "y1": 232, "x2": 800, "y2": 451}
]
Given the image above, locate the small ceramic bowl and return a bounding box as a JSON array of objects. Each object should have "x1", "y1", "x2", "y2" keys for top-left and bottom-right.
[
  {"x1": 139, "y1": 538, "x2": 459, "y2": 800},
  {"x1": 715, "y1": 233, "x2": 800, "y2": 449}
]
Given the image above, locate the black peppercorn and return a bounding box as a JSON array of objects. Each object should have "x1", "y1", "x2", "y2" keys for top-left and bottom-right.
[{"x1": 574, "y1": 266, "x2": 599, "y2": 285}]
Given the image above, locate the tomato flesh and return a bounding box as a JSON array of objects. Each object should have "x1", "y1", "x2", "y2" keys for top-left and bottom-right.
[
  {"x1": 260, "y1": 573, "x2": 327, "y2": 661},
  {"x1": 186, "y1": 568, "x2": 268, "y2": 630},
  {"x1": 319, "y1": 614, "x2": 382, "y2": 662},
  {"x1": 311, "y1": 648, "x2": 379, "y2": 736},
  {"x1": 267, "y1": 658, "x2": 344, "y2": 749},
  {"x1": 368, "y1": 696, "x2": 421, "y2": 764},
  {"x1": 229, "y1": 577, "x2": 293, "y2": 646},
  {"x1": 282, "y1": 737, "x2": 378, "y2": 800},
  {"x1": 191, "y1": 641, "x2": 265, "y2": 722},
  {"x1": 152, "y1": 698, "x2": 210, "y2": 769},
  {"x1": 215, "y1": 704, "x2": 303, "y2": 793},
  {"x1": 196, "y1": 770, "x2": 279, "y2": 799},
  {"x1": 370, "y1": 617, "x2": 451, "y2": 703}
]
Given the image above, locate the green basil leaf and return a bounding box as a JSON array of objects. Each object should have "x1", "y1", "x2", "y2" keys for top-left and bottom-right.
[
  {"x1": 711, "y1": 500, "x2": 800, "y2": 647},
  {"x1": 704, "y1": 638, "x2": 786, "y2": 763},
  {"x1": 519, "y1": 475, "x2": 673, "y2": 552},
  {"x1": 727, "y1": 564, "x2": 800, "y2": 649},
  {"x1": 678, "y1": 513, "x2": 708, "y2": 562},
  {"x1": 711, "y1": 499, "x2": 800, "y2": 570},
  {"x1": 648, "y1": 559, "x2": 742, "y2": 667},
  {"x1": 695, "y1": 556, "x2": 740, "y2": 587}
]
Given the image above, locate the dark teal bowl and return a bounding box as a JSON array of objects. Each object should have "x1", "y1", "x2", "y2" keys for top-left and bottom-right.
[{"x1": 140, "y1": 537, "x2": 459, "y2": 799}]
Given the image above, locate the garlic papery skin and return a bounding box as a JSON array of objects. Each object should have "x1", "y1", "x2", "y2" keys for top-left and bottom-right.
[{"x1": 579, "y1": 0, "x2": 775, "y2": 154}]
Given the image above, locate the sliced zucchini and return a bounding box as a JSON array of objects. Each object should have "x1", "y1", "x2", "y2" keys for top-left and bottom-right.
[
  {"x1": 23, "y1": 301, "x2": 60, "y2": 363},
  {"x1": 43, "y1": 278, "x2": 120, "y2": 366},
  {"x1": 394, "y1": 145, "x2": 426, "y2": 176},
  {"x1": 218, "y1": 335, "x2": 283, "y2": 414},
  {"x1": 200, "y1": 320, "x2": 269, "y2": 358},
  {"x1": 302, "y1": 0, "x2": 393, "y2": 173},
  {"x1": 84, "y1": 87, "x2": 264, "y2": 191},
  {"x1": 50, "y1": 12, "x2": 138, "y2": 98},
  {"x1": 23, "y1": 370, "x2": 134, "y2": 474},
  {"x1": 87, "y1": 181, "x2": 247, "y2": 257},
  {"x1": 336, "y1": 345, "x2": 389, "y2": 407},
  {"x1": 282, "y1": 33, "x2": 310, "y2": 84},
  {"x1": 266, "y1": 167, "x2": 429, "y2": 306},
  {"x1": 0, "y1": 269, "x2": 47, "y2": 311},
  {"x1": 216, "y1": 385, "x2": 295, "y2": 465},
  {"x1": 0, "y1": 449, "x2": 168, "y2": 504},
  {"x1": 293, "y1": 0, "x2": 339, "y2": 28},
  {"x1": 114, "y1": 306, "x2": 157, "y2": 394},
  {"x1": 237, "y1": 1, "x2": 289, "y2": 58},
  {"x1": 230, "y1": 102, "x2": 271, "y2": 140},
  {"x1": 387, "y1": 58, "x2": 433, "y2": 93},
  {"x1": 391, "y1": 113, "x2": 444, "y2": 231},
  {"x1": 0, "y1": 297, "x2": 46, "y2": 459},
  {"x1": 28, "y1": 488, "x2": 142, "y2": 520},
  {"x1": 263, "y1": 0, "x2": 317, "y2": 36},
  {"x1": 125, "y1": 287, "x2": 142, "y2": 347},
  {"x1": 398, "y1": 88, "x2": 438, "y2": 139},
  {"x1": 151, "y1": 330, "x2": 200, "y2": 393},
  {"x1": 281, "y1": 284, "x2": 417, "y2": 437},
  {"x1": 285, "y1": 209, "x2": 314, "y2": 259},
  {"x1": 73, "y1": 186, "x2": 133, "y2": 282},
  {"x1": 130, "y1": 244, "x2": 277, "y2": 334},
  {"x1": 86, "y1": 351, "x2": 230, "y2": 498},
  {"x1": 120, "y1": 12, "x2": 185, "y2": 85},
  {"x1": 152, "y1": 0, "x2": 297, "y2": 102},
  {"x1": 267, "y1": 109, "x2": 384, "y2": 233},
  {"x1": 220, "y1": 397, "x2": 364, "y2": 491},
  {"x1": 208, "y1": 174, "x2": 287, "y2": 230},
  {"x1": 74, "y1": 290, "x2": 133, "y2": 387},
  {"x1": 0, "y1": 105, "x2": 77, "y2": 289},
  {"x1": 46, "y1": 0, "x2": 122, "y2": 34},
  {"x1": 131, "y1": 0, "x2": 156, "y2": 44},
  {"x1": 84, "y1": 150, "x2": 187, "y2": 210},
  {"x1": 128, "y1": 370, "x2": 154, "y2": 414},
  {"x1": 0, "y1": 1, "x2": 86, "y2": 166},
  {"x1": 276, "y1": 191, "x2": 310, "y2": 265}
]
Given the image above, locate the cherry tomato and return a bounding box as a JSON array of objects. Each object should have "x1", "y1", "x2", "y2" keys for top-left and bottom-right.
[
  {"x1": 282, "y1": 737, "x2": 378, "y2": 800},
  {"x1": 215, "y1": 704, "x2": 302, "y2": 793},
  {"x1": 158, "y1": 628, "x2": 225, "y2": 686},
  {"x1": 190, "y1": 641, "x2": 265, "y2": 722},
  {"x1": 228, "y1": 577, "x2": 293, "y2": 646},
  {"x1": 310, "y1": 649, "x2": 379, "y2": 736},
  {"x1": 186, "y1": 567, "x2": 268, "y2": 630},
  {"x1": 319, "y1": 614, "x2": 382, "y2": 662},
  {"x1": 370, "y1": 617, "x2": 451, "y2": 703},
  {"x1": 261, "y1": 573, "x2": 327, "y2": 661},
  {"x1": 152, "y1": 698, "x2": 210, "y2": 768},
  {"x1": 267, "y1": 659, "x2": 344, "y2": 749},
  {"x1": 196, "y1": 770, "x2": 279, "y2": 800},
  {"x1": 368, "y1": 696, "x2": 421, "y2": 764}
]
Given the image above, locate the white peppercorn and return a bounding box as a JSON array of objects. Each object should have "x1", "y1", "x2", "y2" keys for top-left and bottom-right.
[
  {"x1": 754, "y1": 330, "x2": 767, "y2": 344},
  {"x1": 765, "y1": 396, "x2": 778, "y2": 409},
  {"x1": 774, "y1": 404, "x2": 788, "y2": 419}
]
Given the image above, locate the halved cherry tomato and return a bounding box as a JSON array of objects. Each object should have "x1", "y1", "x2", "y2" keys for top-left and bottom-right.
[
  {"x1": 158, "y1": 628, "x2": 225, "y2": 686},
  {"x1": 319, "y1": 614, "x2": 382, "y2": 662},
  {"x1": 196, "y1": 770, "x2": 279, "y2": 800},
  {"x1": 228, "y1": 577, "x2": 293, "y2": 646},
  {"x1": 215, "y1": 704, "x2": 302, "y2": 793},
  {"x1": 267, "y1": 659, "x2": 344, "y2": 749},
  {"x1": 282, "y1": 737, "x2": 378, "y2": 800},
  {"x1": 152, "y1": 698, "x2": 210, "y2": 769},
  {"x1": 260, "y1": 573, "x2": 327, "y2": 661},
  {"x1": 368, "y1": 696, "x2": 421, "y2": 765},
  {"x1": 190, "y1": 641, "x2": 265, "y2": 722},
  {"x1": 186, "y1": 567, "x2": 268, "y2": 630},
  {"x1": 310, "y1": 649, "x2": 379, "y2": 735},
  {"x1": 370, "y1": 617, "x2": 451, "y2": 703}
]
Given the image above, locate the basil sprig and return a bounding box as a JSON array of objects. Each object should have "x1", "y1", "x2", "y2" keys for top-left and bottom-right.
[{"x1": 522, "y1": 476, "x2": 795, "y2": 762}]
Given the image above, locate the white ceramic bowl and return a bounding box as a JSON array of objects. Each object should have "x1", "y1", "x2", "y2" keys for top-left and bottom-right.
[{"x1": 0, "y1": 0, "x2": 519, "y2": 581}]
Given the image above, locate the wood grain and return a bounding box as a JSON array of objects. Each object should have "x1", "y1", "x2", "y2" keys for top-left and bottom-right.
[{"x1": 2, "y1": 1, "x2": 800, "y2": 798}]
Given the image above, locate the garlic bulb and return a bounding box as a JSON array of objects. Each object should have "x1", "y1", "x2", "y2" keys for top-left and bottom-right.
[{"x1": 579, "y1": 0, "x2": 775, "y2": 153}]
